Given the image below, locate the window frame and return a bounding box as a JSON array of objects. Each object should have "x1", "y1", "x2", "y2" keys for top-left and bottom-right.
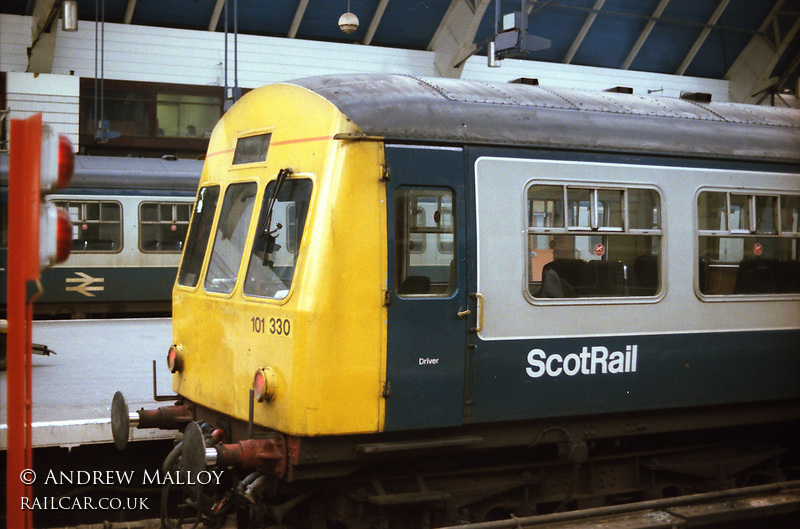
[
  {"x1": 394, "y1": 186, "x2": 457, "y2": 298},
  {"x1": 203, "y1": 181, "x2": 259, "y2": 296},
  {"x1": 232, "y1": 132, "x2": 273, "y2": 166},
  {"x1": 177, "y1": 185, "x2": 221, "y2": 289},
  {"x1": 696, "y1": 187, "x2": 800, "y2": 300},
  {"x1": 523, "y1": 181, "x2": 664, "y2": 304},
  {"x1": 138, "y1": 201, "x2": 193, "y2": 254},
  {"x1": 53, "y1": 199, "x2": 124, "y2": 254},
  {"x1": 79, "y1": 78, "x2": 226, "y2": 156},
  {"x1": 242, "y1": 177, "x2": 314, "y2": 301}
]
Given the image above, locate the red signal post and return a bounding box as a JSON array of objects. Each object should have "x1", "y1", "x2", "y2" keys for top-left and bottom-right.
[{"x1": 6, "y1": 113, "x2": 74, "y2": 528}]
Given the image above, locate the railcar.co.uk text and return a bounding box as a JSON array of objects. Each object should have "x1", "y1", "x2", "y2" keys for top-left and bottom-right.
[{"x1": 18, "y1": 468, "x2": 224, "y2": 511}]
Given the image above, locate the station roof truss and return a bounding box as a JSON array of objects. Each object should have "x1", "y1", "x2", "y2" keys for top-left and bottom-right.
[{"x1": 5, "y1": 0, "x2": 800, "y2": 104}]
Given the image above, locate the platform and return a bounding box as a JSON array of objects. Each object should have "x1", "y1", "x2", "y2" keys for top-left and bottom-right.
[{"x1": 1, "y1": 318, "x2": 179, "y2": 449}]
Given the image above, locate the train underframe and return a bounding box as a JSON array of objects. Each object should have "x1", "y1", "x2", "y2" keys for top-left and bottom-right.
[{"x1": 119, "y1": 397, "x2": 800, "y2": 529}]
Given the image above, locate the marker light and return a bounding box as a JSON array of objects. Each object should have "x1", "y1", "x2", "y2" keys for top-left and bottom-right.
[
  {"x1": 39, "y1": 128, "x2": 75, "y2": 271},
  {"x1": 58, "y1": 134, "x2": 75, "y2": 186},
  {"x1": 41, "y1": 130, "x2": 74, "y2": 192},
  {"x1": 39, "y1": 203, "x2": 73, "y2": 269},
  {"x1": 167, "y1": 344, "x2": 184, "y2": 373},
  {"x1": 253, "y1": 367, "x2": 277, "y2": 402}
]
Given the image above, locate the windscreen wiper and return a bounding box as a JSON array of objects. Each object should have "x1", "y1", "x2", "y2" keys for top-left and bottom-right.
[{"x1": 260, "y1": 167, "x2": 292, "y2": 260}]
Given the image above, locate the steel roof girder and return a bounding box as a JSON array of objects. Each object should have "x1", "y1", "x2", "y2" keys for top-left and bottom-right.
[
  {"x1": 209, "y1": 0, "x2": 225, "y2": 31},
  {"x1": 363, "y1": 0, "x2": 390, "y2": 45},
  {"x1": 621, "y1": 0, "x2": 671, "y2": 71},
  {"x1": 288, "y1": 0, "x2": 310, "y2": 39},
  {"x1": 727, "y1": 6, "x2": 800, "y2": 103},
  {"x1": 675, "y1": 0, "x2": 730, "y2": 76},
  {"x1": 429, "y1": 0, "x2": 492, "y2": 78},
  {"x1": 27, "y1": 0, "x2": 60, "y2": 73},
  {"x1": 124, "y1": 0, "x2": 137, "y2": 24},
  {"x1": 563, "y1": 0, "x2": 606, "y2": 65}
]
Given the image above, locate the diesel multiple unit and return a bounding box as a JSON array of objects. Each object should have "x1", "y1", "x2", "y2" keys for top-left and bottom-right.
[{"x1": 112, "y1": 75, "x2": 800, "y2": 528}]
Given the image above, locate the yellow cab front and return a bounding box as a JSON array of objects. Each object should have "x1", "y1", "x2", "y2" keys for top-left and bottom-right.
[{"x1": 170, "y1": 83, "x2": 388, "y2": 438}]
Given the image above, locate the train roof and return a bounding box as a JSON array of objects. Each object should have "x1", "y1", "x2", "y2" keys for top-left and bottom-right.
[
  {"x1": 290, "y1": 74, "x2": 800, "y2": 165},
  {"x1": 0, "y1": 154, "x2": 202, "y2": 189}
]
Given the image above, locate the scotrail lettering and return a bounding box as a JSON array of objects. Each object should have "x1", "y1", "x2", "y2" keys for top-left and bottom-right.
[{"x1": 526, "y1": 345, "x2": 638, "y2": 378}]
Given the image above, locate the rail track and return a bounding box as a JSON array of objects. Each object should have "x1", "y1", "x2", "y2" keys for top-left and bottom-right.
[
  {"x1": 37, "y1": 479, "x2": 800, "y2": 528},
  {"x1": 436, "y1": 480, "x2": 800, "y2": 529}
]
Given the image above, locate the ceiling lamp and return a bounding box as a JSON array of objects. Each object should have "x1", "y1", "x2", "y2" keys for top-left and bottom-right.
[{"x1": 339, "y1": 1, "x2": 358, "y2": 34}]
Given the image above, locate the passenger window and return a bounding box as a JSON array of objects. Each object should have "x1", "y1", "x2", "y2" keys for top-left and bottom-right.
[
  {"x1": 204, "y1": 182, "x2": 258, "y2": 294},
  {"x1": 782, "y1": 195, "x2": 800, "y2": 233},
  {"x1": 698, "y1": 191, "x2": 727, "y2": 231},
  {"x1": 698, "y1": 190, "x2": 800, "y2": 296},
  {"x1": 178, "y1": 186, "x2": 220, "y2": 288},
  {"x1": 139, "y1": 202, "x2": 192, "y2": 253},
  {"x1": 53, "y1": 199, "x2": 122, "y2": 253},
  {"x1": 244, "y1": 178, "x2": 313, "y2": 300},
  {"x1": 527, "y1": 185, "x2": 661, "y2": 299},
  {"x1": 395, "y1": 188, "x2": 455, "y2": 297}
]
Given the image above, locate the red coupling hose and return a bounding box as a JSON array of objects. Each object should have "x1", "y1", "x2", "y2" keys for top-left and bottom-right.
[{"x1": 215, "y1": 436, "x2": 287, "y2": 478}]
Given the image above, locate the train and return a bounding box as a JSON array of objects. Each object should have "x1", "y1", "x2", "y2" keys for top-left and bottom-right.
[
  {"x1": 111, "y1": 74, "x2": 800, "y2": 528},
  {"x1": 0, "y1": 153, "x2": 202, "y2": 319}
]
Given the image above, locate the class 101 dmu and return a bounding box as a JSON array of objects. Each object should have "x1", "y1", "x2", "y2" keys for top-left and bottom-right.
[{"x1": 111, "y1": 74, "x2": 800, "y2": 529}]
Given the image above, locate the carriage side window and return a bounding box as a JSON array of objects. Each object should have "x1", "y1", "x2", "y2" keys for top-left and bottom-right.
[
  {"x1": 395, "y1": 188, "x2": 455, "y2": 297},
  {"x1": 139, "y1": 202, "x2": 192, "y2": 253},
  {"x1": 178, "y1": 186, "x2": 220, "y2": 288},
  {"x1": 527, "y1": 184, "x2": 661, "y2": 299},
  {"x1": 244, "y1": 178, "x2": 313, "y2": 300},
  {"x1": 53, "y1": 200, "x2": 122, "y2": 253},
  {"x1": 204, "y1": 182, "x2": 258, "y2": 294},
  {"x1": 698, "y1": 190, "x2": 800, "y2": 296}
]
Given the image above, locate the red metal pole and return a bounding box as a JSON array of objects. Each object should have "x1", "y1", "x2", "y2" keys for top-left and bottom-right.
[{"x1": 7, "y1": 113, "x2": 42, "y2": 529}]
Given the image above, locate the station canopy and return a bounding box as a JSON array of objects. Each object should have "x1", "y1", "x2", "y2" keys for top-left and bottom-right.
[{"x1": 5, "y1": 0, "x2": 800, "y2": 104}]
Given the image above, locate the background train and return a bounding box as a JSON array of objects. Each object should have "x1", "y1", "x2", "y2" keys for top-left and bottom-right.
[
  {"x1": 0, "y1": 153, "x2": 202, "y2": 319},
  {"x1": 113, "y1": 74, "x2": 800, "y2": 528}
]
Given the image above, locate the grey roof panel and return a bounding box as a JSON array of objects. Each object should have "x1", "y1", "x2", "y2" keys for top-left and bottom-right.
[{"x1": 291, "y1": 74, "x2": 800, "y2": 164}]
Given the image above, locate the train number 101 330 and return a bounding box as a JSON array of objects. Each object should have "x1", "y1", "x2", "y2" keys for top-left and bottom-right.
[{"x1": 251, "y1": 316, "x2": 291, "y2": 336}]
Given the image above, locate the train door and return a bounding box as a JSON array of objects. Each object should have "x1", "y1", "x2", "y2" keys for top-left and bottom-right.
[{"x1": 385, "y1": 145, "x2": 468, "y2": 430}]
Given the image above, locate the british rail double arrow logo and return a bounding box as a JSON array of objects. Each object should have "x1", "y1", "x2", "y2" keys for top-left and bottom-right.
[{"x1": 65, "y1": 272, "x2": 105, "y2": 297}]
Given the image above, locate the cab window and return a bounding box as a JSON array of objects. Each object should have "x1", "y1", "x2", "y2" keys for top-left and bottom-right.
[
  {"x1": 698, "y1": 190, "x2": 800, "y2": 296},
  {"x1": 178, "y1": 185, "x2": 220, "y2": 288},
  {"x1": 204, "y1": 182, "x2": 258, "y2": 294},
  {"x1": 394, "y1": 188, "x2": 455, "y2": 297},
  {"x1": 244, "y1": 178, "x2": 312, "y2": 300},
  {"x1": 527, "y1": 184, "x2": 662, "y2": 299}
]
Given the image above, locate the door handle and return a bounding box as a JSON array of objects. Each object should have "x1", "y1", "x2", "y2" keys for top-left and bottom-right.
[
  {"x1": 470, "y1": 293, "x2": 484, "y2": 333},
  {"x1": 457, "y1": 308, "x2": 471, "y2": 318}
]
